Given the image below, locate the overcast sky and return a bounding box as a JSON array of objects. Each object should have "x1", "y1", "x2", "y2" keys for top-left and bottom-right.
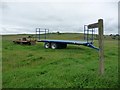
[{"x1": 0, "y1": 0, "x2": 119, "y2": 35}]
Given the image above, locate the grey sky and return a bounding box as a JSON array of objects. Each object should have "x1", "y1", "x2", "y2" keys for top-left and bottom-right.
[{"x1": 0, "y1": 0, "x2": 119, "y2": 35}]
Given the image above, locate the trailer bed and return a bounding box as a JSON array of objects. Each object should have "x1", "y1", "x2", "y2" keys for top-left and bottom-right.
[
  {"x1": 38, "y1": 39, "x2": 92, "y2": 45},
  {"x1": 37, "y1": 39, "x2": 99, "y2": 50}
]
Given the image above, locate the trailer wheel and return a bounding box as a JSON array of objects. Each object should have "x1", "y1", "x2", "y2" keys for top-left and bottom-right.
[
  {"x1": 51, "y1": 43, "x2": 58, "y2": 49},
  {"x1": 44, "y1": 42, "x2": 51, "y2": 49}
]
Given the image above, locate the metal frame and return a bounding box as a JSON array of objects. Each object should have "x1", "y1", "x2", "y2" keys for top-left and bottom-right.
[
  {"x1": 84, "y1": 25, "x2": 95, "y2": 43},
  {"x1": 36, "y1": 28, "x2": 49, "y2": 40}
]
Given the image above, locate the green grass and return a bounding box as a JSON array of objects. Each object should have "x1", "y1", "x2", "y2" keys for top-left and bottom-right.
[{"x1": 2, "y1": 34, "x2": 118, "y2": 88}]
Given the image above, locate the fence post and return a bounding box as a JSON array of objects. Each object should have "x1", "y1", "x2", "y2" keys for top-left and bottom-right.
[{"x1": 98, "y1": 19, "x2": 104, "y2": 75}]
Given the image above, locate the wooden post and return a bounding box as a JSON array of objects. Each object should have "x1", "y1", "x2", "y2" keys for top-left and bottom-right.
[{"x1": 98, "y1": 19, "x2": 104, "y2": 75}]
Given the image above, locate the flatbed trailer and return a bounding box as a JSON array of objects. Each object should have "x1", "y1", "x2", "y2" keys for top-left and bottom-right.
[
  {"x1": 37, "y1": 39, "x2": 99, "y2": 50},
  {"x1": 36, "y1": 25, "x2": 99, "y2": 50}
]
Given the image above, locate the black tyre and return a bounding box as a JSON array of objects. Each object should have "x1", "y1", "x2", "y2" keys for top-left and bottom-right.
[
  {"x1": 51, "y1": 43, "x2": 58, "y2": 49},
  {"x1": 44, "y1": 42, "x2": 51, "y2": 49}
]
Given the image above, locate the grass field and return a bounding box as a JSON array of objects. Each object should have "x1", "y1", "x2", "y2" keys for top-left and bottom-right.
[{"x1": 2, "y1": 33, "x2": 118, "y2": 88}]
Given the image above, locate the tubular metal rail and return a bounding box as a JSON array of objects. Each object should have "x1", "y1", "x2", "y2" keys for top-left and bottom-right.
[{"x1": 36, "y1": 28, "x2": 49, "y2": 40}]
